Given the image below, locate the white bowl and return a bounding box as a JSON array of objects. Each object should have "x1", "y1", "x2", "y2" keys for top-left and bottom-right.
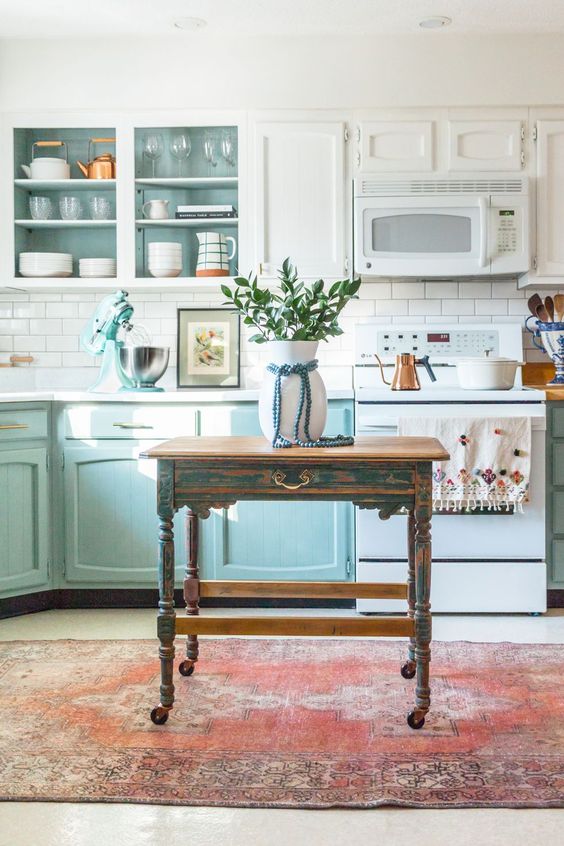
[
  {"x1": 149, "y1": 268, "x2": 182, "y2": 278},
  {"x1": 148, "y1": 248, "x2": 182, "y2": 255},
  {"x1": 148, "y1": 263, "x2": 182, "y2": 271},
  {"x1": 20, "y1": 252, "x2": 72, "y2": 259},
  {"x1": 20, "y1": 269, "x2": 73, "y2": 278}
]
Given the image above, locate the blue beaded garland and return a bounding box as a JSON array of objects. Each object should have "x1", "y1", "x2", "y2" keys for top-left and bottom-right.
[{"x1": 267, "y1": 359, "x2": 354, "y2": 449}]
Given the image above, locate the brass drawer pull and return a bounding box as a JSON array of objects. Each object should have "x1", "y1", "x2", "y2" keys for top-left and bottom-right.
[
  {"x1": 0, "y1": 423, "x2": 29, "y2": 430},
  {"x1": 113, "y1": 422, "x2": 154, "y2": 429},
  {"x1": 272, "y1": 469, "x2": 314, "y2": 490}
]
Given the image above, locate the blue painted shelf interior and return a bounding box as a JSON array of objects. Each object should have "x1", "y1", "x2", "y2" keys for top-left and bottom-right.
[
  {"x1": 13, "y1": 127, "x2": 117, "y2": 278},
  {"x1": 134, "y1": 125, "x2": 238, "y2": 278}
]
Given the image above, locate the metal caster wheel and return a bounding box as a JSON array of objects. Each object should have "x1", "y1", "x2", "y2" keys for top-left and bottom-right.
[
  {"x1": 407, "y1": 710, "x2": 425, "y2": 730},
  {"x1": 401, "y1": 662, "x2": 416, "y2": 680},
  {"x1": 179, "y1": 660, "x2": 195, "y2": 677},
  {"x1": 150, "y1": 706, "x2": 169, "y2": 725}
]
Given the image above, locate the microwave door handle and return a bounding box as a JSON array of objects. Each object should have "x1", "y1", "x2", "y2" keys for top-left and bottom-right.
[{"x1": 478, "y1": 197, "x2": 488, "y2": 268}]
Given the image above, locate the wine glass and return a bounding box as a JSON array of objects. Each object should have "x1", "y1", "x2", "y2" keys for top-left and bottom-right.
[
  {"x1": 203, "y1": 131, "x2": 218, "y2": 174},
  {"x1": 143, "y1": 133, "x2": 164, "y2": 177},
  {"x1": 170, "y1": 133, "x2": 192, "y2": 177},
  {"x1": 221, "y1": 130, "x2": 236, "y2": 168}
]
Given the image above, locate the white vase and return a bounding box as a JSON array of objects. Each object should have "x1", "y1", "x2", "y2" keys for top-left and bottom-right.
[{"x1": 258, "y1": 340, "x2": 327, "y2": 444}]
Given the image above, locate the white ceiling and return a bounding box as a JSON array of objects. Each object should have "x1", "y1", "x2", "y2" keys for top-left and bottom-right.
[{"x1": 0, "y1": 0, "x2": 562, "y2": 38}]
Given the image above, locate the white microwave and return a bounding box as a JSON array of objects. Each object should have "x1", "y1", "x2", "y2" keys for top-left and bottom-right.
[{"x1": 354, "y1": 175, "x2": 530, "y2": 277}]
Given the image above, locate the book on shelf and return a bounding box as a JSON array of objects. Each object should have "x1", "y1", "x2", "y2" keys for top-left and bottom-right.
[
  {"x1": 175, "y1": 211, "x2": 237, "y2": 219},
  {"x1": 176, "y1": 204, "x2": 236, "y2": 213}
]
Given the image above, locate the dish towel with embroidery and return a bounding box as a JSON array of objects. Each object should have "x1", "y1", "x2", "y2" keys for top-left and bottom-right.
[{"x1": 398, "y1": 417, "x2": 531, "y2": 512}]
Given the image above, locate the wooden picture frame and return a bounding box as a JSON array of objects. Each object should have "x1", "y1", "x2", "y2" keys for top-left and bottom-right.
[{"x1": 177, "y1": 308, "x2": 240, "y2": 389}]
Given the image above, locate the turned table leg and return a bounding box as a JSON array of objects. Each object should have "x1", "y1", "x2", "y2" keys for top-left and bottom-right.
[
  {"x1": 401, "y1": 509, "x2": 417, "y2": 681},
  {"x1": 179, "y1": 509, "x2": 200, "y2": 677},
  {"x1": 408, "y1": 463, "x2": 433, "y2": 730},
  {"x1": 151, "y1": 511, "x2": 176, "y2": 725}
]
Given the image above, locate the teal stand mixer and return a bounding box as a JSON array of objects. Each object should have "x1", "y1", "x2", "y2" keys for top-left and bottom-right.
[{"x1": 80, "y1": 290, "x2": 170, "y2": 393}]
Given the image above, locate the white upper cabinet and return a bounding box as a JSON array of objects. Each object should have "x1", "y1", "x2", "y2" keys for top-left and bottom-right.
[
  {"x1": 447, "y1": 120, "x2": 524, "y2": 172},
  {"x1": 358, "y1": 120, "x2": 435, "y2": 173},
  {"x1": 535, "y1": 119, "x2": 564, "y2": 277},
  {"x1": 251, "y1": 119, "x2": 346, "y2": 278}
]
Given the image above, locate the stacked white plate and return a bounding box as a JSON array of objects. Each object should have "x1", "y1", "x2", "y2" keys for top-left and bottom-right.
[
  {"x1": 148, "y1": 242, "x2": 182, "y2": 278},
  {"x1": 19, "y1": 252, "x2": 73, "y2": 278},
  {"x1": 79, "y1": 258, "x2": 117, "y2": 278}
]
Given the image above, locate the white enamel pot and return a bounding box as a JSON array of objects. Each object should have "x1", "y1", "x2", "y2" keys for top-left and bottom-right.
[
  {"x1": 456, "y1": 357, "x2": 519, "y2": 390},
  {"x1": 258, "y1": 340, "x2": 327, "y2": 444}
]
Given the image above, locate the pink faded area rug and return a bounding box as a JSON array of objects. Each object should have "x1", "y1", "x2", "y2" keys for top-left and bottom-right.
[{"x1": 0, "y1": 638, "x2": 563, "y2": 808}]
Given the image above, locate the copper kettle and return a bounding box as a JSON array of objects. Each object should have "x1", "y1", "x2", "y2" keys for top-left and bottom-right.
[
  {"x1": 77, "y1": 137, "x2": 116, "y2": 179},
  {"x1": 375, "y1": 353, "x2": 437, "y2": 391}
]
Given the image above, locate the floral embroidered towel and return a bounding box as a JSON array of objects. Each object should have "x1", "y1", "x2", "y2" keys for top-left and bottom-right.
[{"x1": 398, "y1": 417, "x2": 531, "y2": 512}]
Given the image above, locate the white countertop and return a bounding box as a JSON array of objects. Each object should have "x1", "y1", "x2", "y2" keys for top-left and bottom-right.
[{"x1": 0, "y1": 388, "x2": 354, "y2": 404}]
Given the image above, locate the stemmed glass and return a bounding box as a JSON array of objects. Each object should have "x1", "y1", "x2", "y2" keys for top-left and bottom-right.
[
  {"x1": 170, "y1": 132, "x2": 192, "y2": 177},
  {"x1": 221, "y1": 130, "x2": 236, "y2": 168},
  {"x1": 143, "y1": 133, "x2": 164, "y2": 177},
  {"x1": 203, "y1": 131, "x2": 218, "y2": 174}
]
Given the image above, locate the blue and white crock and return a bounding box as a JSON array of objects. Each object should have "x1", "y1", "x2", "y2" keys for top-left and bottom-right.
[{"x1": 525, "y1": 316, "x2": 564, "y2": 384}]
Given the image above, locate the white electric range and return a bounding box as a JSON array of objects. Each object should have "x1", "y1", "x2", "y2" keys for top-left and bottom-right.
[{"x1": 354, "y1": 322, "x2": 547, "y2": 613}]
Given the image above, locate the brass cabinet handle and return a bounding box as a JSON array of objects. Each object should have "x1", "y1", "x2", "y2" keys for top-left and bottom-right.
[
  {"x1": 0, "y1": 423, "x2": 29, "y2": 430},
  {"x1": 271, "y1": 469, "x2": 314, "y2": 490},
  {"x1": 112, "y1": 422, "x2": 154, "y2": 429}
]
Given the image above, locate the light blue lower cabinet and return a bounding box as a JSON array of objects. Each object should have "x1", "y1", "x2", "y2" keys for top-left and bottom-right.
[
  {"x1": 0, "y1": 446, "x2": 50, "y2": 595},
  {"x1": 62, "y1": 445, "x2": 186, "y2": 585},
  {"x1": 548, "y1": 404, "x2": 564, "y2": 588},
  {"x1": 199, "y1": 400, "x2": 355, "y2": 582}
]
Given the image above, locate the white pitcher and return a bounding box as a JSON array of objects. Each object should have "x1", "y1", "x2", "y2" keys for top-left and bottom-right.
[
  {"x1": 142, "y1": 199, "x2": 169, "y2": 220},
  {"x1": 195, "y1": 231, "x2": 236, "y2": 277}
]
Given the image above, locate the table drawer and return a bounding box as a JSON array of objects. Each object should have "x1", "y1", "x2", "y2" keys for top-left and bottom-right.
[
  {"x1": 64, "y1": 404, "x2": 197, "y2": 440},
  {"x1": 0, "y1": 409, "x2": 48, "y2": 441},
  {"x1": 175, "y1": 460, "x2": 415, "y2": 500}
]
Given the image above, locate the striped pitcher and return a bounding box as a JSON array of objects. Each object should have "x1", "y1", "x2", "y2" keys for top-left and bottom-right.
[{"x1": 195, "y1": 231, "x2": 236, "y2": 277}]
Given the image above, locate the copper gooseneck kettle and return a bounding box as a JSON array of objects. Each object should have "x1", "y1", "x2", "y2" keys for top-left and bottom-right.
[{"x1": 374, "y1": 353, "x2": 437, "y2": 391}]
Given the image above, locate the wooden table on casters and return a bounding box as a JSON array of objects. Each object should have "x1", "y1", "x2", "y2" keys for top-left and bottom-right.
[{"x1": 141, "y1": 435, "x2": 449, "y2": 730}]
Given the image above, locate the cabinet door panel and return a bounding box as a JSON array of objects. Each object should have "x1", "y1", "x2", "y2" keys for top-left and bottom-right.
[
  {"x1": 536, "y1": 120, "x2": 564, "y2": 276},
  {"x1": 359, "y1": 121, "x2": 434, "y2": 172},
  {"x1": 0, "y1": 448, "x2": 49, "y2": 593},
  {"x1": 254, "y1": 121, "x2": 345, "y2": 277},
  {"x1": 447, "y1": 120, "x2": 523, "y2": 171},
  {"x1": 63, "y1": 445, "x2": 185, "y2": 585},
  {"x1": 199, "y1": 402, "x2": 354, "y2": 581}
]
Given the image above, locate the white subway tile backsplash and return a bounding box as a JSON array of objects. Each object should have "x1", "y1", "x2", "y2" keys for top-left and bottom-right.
[
  {"x1": 392, "y1": 281, "x2": 425, "y2": 299},
  {"x1": 30, "y1": 318, "x2": 61, "y2": 335},
  {"x1": 45, "y1": 302, "x2": 78, "y2": 318},
  {"x1": 475, "y1": 299, "x2": 507, "y2": 315},
  {"x1": 0, "y1": 276, "x2": 543, "y2": 382},
  {"x1": 424, "y1": 281, "x2": 458, "y2": 299},
  {"x1": 460, "y1": 281, "x2": 492, "y2": 299},
  {"x1": 442, "y1": 299, "x2": 475, "y2": 316},
  {"x1": 408, "y1": 299, "x2": 441, "y2": 316}
]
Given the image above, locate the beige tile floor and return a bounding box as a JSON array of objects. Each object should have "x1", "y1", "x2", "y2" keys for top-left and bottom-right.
[{"x1": 0, "y1": 608, "x2": 562, "y2": 846}]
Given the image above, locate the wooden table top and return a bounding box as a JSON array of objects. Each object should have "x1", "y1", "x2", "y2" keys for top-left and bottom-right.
[{"x1": 142, "y1": 436, "x2": 449, "y2": 462}]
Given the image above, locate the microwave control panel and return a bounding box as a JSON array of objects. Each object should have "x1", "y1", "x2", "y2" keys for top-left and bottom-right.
[
  {"x1": 367, "y1": 329, "x2": 500, "y2": 358},
  {"x1": 494, "y1": 208, "x2": 520, "y2": 255}
]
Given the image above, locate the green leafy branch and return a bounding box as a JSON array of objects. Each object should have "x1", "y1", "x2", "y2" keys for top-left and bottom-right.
[{"x1": 221, "y1": 257, "x2": 361, "y2": 344}]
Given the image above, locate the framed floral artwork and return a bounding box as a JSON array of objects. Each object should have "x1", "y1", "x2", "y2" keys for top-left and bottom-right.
[{"x1": 177, "y1": 308, "x2": 240, "y2": 388}]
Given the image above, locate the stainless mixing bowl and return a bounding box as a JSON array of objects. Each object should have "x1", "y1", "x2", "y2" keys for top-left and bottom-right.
[{"x1": 119, "y1": 345, "x2": 170, "y2": 389}]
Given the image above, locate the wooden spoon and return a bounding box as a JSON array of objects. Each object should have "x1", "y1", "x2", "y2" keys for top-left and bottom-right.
[
  {"x1": 536, "y1": 302, "x2": 550, "y2": 322},
  {"x1": 554, "y1": 293, "x2": 564, "y2": 322},
  {"x1": 527, "y1": 293, "x2": 544, "y2": 317},
  {"x1": 545, "y1": 295, "x2": 555, "y2": 321}
]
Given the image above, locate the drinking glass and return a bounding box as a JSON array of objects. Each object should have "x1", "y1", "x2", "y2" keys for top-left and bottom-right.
[
  {"x1": 143, "y1": 133, "x2": 164, "y2": 177},
  {"x1": 89, "y1": 196, "x2": 112, "y2": 220},
  {"x1": 29, "y1": 196, "x2": 53, "y2": 220},
  {"x1": 59, "y1": 196, "x2": 81, "y2": 220},
  {"x1": 203, "y1": 131, "x2": 218, "y2": 174},
  {"x1": 170, "y1": 133, "x2": 192, "y2": 176},
  {"x1": 221, "y1": 130, "x2": 236, "y2": 168}
]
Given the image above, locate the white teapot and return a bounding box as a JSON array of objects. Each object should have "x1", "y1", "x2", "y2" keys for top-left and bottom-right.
[{"x1": 21, "y1": 141, "x2": 71, "y2": 180}]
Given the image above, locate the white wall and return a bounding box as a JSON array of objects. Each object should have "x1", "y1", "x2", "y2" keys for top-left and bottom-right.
[{"x1": 2, "y1": 33, "x2": 564, "y2": 111}]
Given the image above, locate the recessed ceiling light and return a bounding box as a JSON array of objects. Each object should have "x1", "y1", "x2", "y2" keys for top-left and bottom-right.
[
  {"x1": 174, "y1": 17, "x2": 207, "y2": 31},
  {"x1": 419, "y1": 15, "x2": 452, "y2": 29}
]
